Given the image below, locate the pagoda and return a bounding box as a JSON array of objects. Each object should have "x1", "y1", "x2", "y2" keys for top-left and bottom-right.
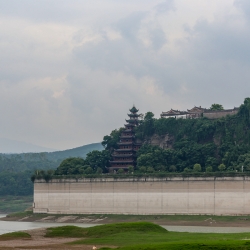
[{"x1": 109, "y1": 106, "x2": 142, "y2": 172}]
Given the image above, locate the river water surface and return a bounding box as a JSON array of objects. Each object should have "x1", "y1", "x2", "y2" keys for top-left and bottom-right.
[{"x1": 1, "y1": 214, "x2": 250, "y2": 235}]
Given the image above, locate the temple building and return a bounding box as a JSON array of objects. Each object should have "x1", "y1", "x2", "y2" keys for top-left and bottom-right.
[
  {"x1": 161, "y1": 106, "x2": 239, "y2": 120},
  {"x1": 109, "y1": 106, "x2": 142, "y2": 172},
  {"x1": 160, "y1": 109, "x2": 188, "y2": 119}
]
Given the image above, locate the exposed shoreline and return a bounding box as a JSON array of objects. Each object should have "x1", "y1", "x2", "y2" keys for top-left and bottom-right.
[{"x1": 2, "y1": 212, "x2": 250, "y2": 227}]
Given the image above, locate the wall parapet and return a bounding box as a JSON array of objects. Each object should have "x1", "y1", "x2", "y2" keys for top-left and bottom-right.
[{"x1": 34, "y1": 175, "x2": 250, "y2": 184}]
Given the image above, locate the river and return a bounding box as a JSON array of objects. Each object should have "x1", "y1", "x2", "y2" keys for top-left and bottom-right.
[{"x1": 1, "y1": 214, "x2": 250, "y2": 235}]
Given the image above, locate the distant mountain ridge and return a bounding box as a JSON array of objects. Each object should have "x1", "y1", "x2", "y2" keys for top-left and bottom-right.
[
  {"x1": 0, "y1": 138, "x2": 56, "y2": 153},
  {"x1": 0, "y1": 142, "x2": 104, "y2": 196},
  {"x1": 45, "y1": 143, "x2": 104, "y2": 161},
  {"x1": 0, "y1": 142, "x2": 104, "y2": 162}
]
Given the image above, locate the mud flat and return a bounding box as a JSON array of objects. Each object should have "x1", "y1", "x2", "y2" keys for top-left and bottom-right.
[{"x1": 3, "y1": 212, "x2": 250, "y2": 227}]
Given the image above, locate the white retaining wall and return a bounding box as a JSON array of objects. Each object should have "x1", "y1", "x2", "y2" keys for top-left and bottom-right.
[{"x1": 33, "y1": 177, "x2": 250, "y2": 215}]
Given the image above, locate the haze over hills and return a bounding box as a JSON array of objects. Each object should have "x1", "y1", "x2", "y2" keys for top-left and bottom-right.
[
  {"x1": 45, "y1": 142, "x2": 104, "y2": 161},
  {"x1": 0, "y1": 141, "x2": 104, "y2": 197},
  {"x1": 0, "y1": 138, "x2": 56, "y2": 153}
]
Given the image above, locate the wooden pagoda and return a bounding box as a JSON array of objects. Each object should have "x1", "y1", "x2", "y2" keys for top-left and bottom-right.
[{"x1": 109, "y1": 106, "x2": 142, "y2": 172}]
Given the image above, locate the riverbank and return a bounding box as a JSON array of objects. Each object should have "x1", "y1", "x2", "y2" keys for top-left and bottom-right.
[
  {"x1": 2, "y1": 211, "x2": 250, "y2": 227},
  {"x1": 0, "y1": 195, "x2": 33, "y2": 213},
  {"x1": 1, "y1": 222, "x2": 250, "y2": 250}
]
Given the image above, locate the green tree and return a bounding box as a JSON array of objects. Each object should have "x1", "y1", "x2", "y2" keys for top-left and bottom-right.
[
  {"x1": 55, "y1": 157, "x2": 85, "y2": 175},
  {"x1": 206, "y1": 166, "x2": 213, "y2": 172},
  {"x1": 128, "y1": 165, "x2": 134, "y2": 173},
  {"x1": 147, "y1": 167, "x2": 155, "y2": 173},
  {"x1": 193, "y1": 163, "x2": 201, "y2": 172},
  {"x1": 85, "y1": 167, "x2": 93, "y2": 174},
  {"x1": 117, "y1": 169, "x2": 124, "y2": 174},
  {"x1": 85, "y1": 150, "x2": 111, "y2": 173},
  {"x1": 102, "y1": 128, "x2": 124, "y2": 150},
  {"x1": 210, "y1": 103, "x2": 224, "y2": 110},
  {"x1": 139, "y1": 166, "x2": 146, "y2": 173},
  {"x1": 218, "y1": 163, "x2": 226, "y2": 171},
  {"x1": 96, "y1": 167, "x2": 103, "y2": 174}
]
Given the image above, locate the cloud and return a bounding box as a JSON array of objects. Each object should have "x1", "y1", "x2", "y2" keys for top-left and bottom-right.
[{"x1": 0, "y1": 0, "x2": 250, "y2": 150}]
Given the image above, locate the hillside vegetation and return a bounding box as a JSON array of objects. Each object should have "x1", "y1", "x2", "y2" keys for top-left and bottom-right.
[
  {"x1": 36, "y1": 97, "x2": 250, "y2": 180},
  {"x1": 135, "y1": 97, "x2": 250, "y2": 173},
  {"x1": 0, "y1": 143, "x2": 102, "y2": 196}
]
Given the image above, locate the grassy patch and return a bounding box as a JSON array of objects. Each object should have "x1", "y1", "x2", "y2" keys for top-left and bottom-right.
[
  {"x1": 100, "y1": 241, "x2": 250, "y2": 250},
  {"x1": 85, "y1": 221, "x2": 167, "y2": 237},
  {"x1": 45, "y1": 222, "x2": 166, "y2": 238},
  {"x1": 0, "y1": 195, "x2": 33, "y2": 213},
  {"x1": 0, "y1": 231, "x2": 31, "y2": 241},
  {"x1": 52, "y1": 222, "x2": 250, "y2": 249}
]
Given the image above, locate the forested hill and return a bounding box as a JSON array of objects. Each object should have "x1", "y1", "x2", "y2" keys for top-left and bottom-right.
[
  {"x1": 134, "y1": 98, "x2": 250, "y2": 173},
  {"x1": 0, "y1": 142, "x2": 103, "y2": 196},
  {"x1": 1, "y1": 142, "x2": 103, "y2": 166},
  {"x1": 45, "y1": 142, "x2": 104, "y2": 161}
]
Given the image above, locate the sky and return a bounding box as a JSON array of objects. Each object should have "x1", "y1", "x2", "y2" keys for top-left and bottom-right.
[{"x1": 0, "y1": 0, "x2": 250, "y2": 150}]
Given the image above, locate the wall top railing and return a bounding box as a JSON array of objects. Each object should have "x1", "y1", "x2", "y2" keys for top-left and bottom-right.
[{"x1": 34, "y1": 173, "x2": 250, "y2": 183}]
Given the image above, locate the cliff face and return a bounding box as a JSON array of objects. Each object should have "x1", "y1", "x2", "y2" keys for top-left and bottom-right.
[{"x1": 143, "y1": 134, "x2": 174, "y2": 149}]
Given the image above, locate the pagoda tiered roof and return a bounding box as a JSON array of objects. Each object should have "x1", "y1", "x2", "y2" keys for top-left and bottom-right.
[
  {"x1": 114, "y1": 148, "x2": 135, "y2": 152},
  {"x1": 125, "y1": 119, "x2": 138, "y2": 123},
  {"x1": 123, "y1": 129, "x2": 132, "y2": 132},
  {"x1": 127, "y1": 113, "x2": 140, "y2": 117},
  {"x1": 129, "y1": 106, "x2": 139, "y2": 113},
  {"x1": 120, "y1": 135, "x2": 135, "y2": 139},
  {"x1": 109, "y1": 160, "x2": 134, "y2": 164},
  {"x1": 112, "y1": 153, "x2": 134, "y2": 157},
  {"x1": 124, "y1": 123, "x2": 136, "y2": 127},
  {"x1": 117, "y1": 141, "x2": 133, "y2": 146}
]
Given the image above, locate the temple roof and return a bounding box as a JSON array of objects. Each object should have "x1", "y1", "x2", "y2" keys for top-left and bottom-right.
[
  {"x1": 187, "y1": 106, "x2": 207, "y2": 113},
  {"x1": 129, "y1": 106, "x2": 139, "y2": 113},
  {"x1": 161, "y1": 109, "x2": 188, "y2": 116}
]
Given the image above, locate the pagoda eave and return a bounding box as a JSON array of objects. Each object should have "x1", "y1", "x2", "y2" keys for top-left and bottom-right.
[
  {"x1": 112, "y1": 154, "x2": 134, "y2": 157},
  {"x1": 117, "y1": 142, "x2": 133, "y2": 146},
  {"x1": 110, "y1": 161, "x2": 134, "y2": 164},
  {"x1": 114, "y1": 148, "x2": 134, "y2": 151}
]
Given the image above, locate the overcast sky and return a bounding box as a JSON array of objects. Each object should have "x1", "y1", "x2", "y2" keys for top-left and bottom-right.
[{"x1": 0, "y1": 0, "x2": 250, "y2": 150}]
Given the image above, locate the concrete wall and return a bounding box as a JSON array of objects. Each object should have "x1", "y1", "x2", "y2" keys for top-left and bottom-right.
[
  {"x1": 33, "y1": 177, "x2": 250, "y2": 215},
  {"x1": 203, "y1": 109, "x2": 238, "y2": 119}
]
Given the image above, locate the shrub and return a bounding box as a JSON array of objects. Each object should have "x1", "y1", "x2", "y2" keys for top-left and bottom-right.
[{"x1": 193, "y1": 163, "x2": 202, "y2": 172}]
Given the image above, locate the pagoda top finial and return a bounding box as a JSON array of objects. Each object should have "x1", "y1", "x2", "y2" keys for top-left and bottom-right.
[{"x1": 129, "y1": 106, "x2": 139, "y2": 113}]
